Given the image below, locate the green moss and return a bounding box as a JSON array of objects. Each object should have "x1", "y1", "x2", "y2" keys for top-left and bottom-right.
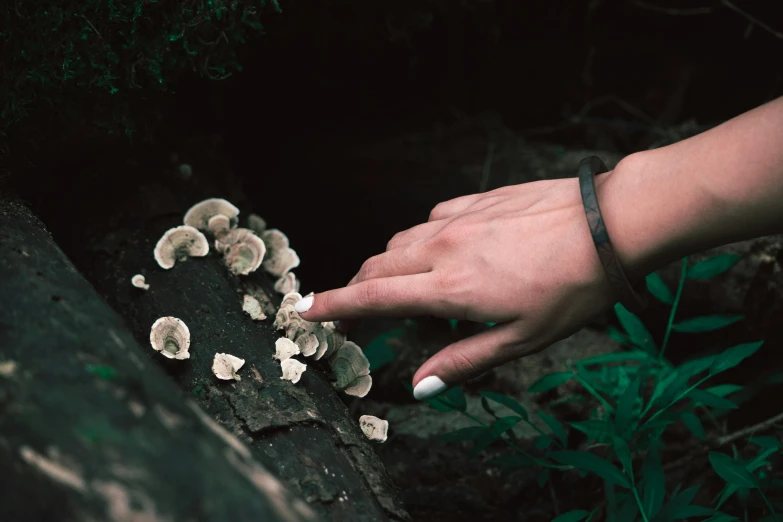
[
  {"x1": 0, "y1": 0, "x2": 280, "y2": 141},
  {"x1": 86, "y1": 364, "x2": 119, "y2": 380}
]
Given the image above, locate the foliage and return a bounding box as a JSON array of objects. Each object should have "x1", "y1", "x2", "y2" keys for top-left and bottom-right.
[
  {"x1": 411, "y1": 254, "x2": 782, "y2": 521},
  {"x1": 0, "y1": 0, "x2": 281, "y2": 142}
]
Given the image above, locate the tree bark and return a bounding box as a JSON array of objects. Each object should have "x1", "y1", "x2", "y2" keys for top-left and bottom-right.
[
  {"x1": 50, "y1": 143, "x2": 409, "y2": 522},
  {"x1": 0, "y1": 190, "x2": 320, "y2": 522}
]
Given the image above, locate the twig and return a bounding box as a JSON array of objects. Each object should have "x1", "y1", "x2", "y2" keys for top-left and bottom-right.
[
  {"x1": 628, "y1": 0, "x2": 713, "y2": 16},
  {"x1": 479, "y1": 142, "x2": 495, "y2": 193},
  {"x1": 721, "y1": 0, "x2": 783, "y2": 39},
  {"x1": 716, "y1": 410, "x2": 783, "y2": 446},
  {"x1": 548, "y1": 479, "x2": 560, "y2": 517},
  {"x1": 80, "y1": 14, "x2": 103, "y2": 40}
]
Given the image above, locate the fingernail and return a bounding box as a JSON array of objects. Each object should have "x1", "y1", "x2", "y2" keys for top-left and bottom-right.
[
  {"x1": 295, "y1": 295, "x2": 314, "y2": 314},
  {"x1": 413, "y1": 376, "x2": 447, "y2": 401}
]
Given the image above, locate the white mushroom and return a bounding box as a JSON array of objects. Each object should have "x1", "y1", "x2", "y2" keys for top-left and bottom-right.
[
  {"x1": 183, "y1": 198, "x2": 240, "y2": 231},
  {"x1": 295, "y1": 332, "x2": 319, "y2": 358},
  {"x1": 212, "y1": 353, "x2": 245, "y2": 381},
  {"x1": 329, "y1": 341, "x2": 370, "y2": 390},
  {"x1": 207, "y1": 214, "x2": 231, "y2": 236},
  {"x1": 214, "y1": 228, "x2": 266, "y2": 276},
  {"x1": 359, "y1": 415, "x2": 388, "y2": 443},
  {"x1": 280, "y1": 358, "x2": 307, "y2": 384},
  {"x1": 274, "y1": 338, "x2": 301, "y2": 361},
  {"x1": 153, "y1": 225, "x2": 209, "y2": 270},
  {"x1": 247, "y1": 213, "x2": 267, "y2": 235},
  {"x1": 274, "y1": 304, "x2": 297, "y2": 330},
  {"x1": 260, "y1": 229, "x2": 300, "y2": 276},
  {"x1": 131, "y1": 274, "x2": 150, "y2": 290},
  {"x1": 319, "y1": 323, "x2": 346, "y2": 361},
  {"x1": 274, "y1": 272, "x2": 300, "y2": 294},
  {"x1": 344, "y1": 375, "x2": 373, "y2": 398},
  {"x1": 242, "y1": 295, "x2": 266, "y2": 321},
  {"x1": 149, "y1": 317, "x2": 191, "y2": 360},
  {"x1": 281, "y1": 292, "x2": 302, "y2": 308}
]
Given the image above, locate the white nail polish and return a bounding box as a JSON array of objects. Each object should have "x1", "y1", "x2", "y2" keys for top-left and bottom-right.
[
  {"x1": 413, "y1": 376, "x2": 447, "y2": 400},
  {"x1": 295, "y1": 295, "x2": 314, "y2": 314}
]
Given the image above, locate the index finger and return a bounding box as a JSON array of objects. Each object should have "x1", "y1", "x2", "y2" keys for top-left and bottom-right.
[{"x1": 294, "y1": 273, "x2": 457, "y2": 322}]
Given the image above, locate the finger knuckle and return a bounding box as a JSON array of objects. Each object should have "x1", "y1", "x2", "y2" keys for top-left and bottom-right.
[
  {"x1": 448, "y1": 348, "x2": 481, "y2": 380},
  {"x1": 358, "y1": 279, "x2": 386, "y2": 307},
  {"x1": 386, "y1": 232, "x2": 404, "y2": 250},
  {"x1": 358, "y1": 256, "x2": 380, "y2": 281},
  {"x1": 429, "y1": 202, "x2": 449, "y2": 221}
]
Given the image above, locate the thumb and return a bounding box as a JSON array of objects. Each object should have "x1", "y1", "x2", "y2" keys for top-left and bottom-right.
[{"x1": 412, "y1": 321, "x2": 537, "y2": 401}]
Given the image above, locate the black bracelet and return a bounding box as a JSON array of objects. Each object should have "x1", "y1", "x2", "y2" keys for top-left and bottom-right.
[{"x1": 578, "y1": 156, "x2": 649, "y2": 314}]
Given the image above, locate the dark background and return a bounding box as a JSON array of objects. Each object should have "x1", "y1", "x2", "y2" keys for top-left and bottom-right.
[{"x1": 7, "y1": 0, "x2": 783, "y2": 291}]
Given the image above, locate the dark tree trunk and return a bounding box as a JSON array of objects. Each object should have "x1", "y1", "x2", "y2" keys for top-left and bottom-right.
[
  {"x1": 0, "y1": 190, "x2": 320, "y2": 522},
  {"x1": 33, "y1": 139, "x2": 409, "y2": 522}
]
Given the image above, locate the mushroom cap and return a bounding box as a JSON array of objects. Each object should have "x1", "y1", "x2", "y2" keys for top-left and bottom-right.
[
  {"x1": 214, "y1": 228, "x2": 257, "y2": 254},
  {"x1": 295, "y1": 332, "x2": 319, "y2": 358},
  {"x1": 242, "y1": 295, "x2": 266, "y2": 320},
  {"x1": 149, "y1": 317, "x2": 191, "y2": 360},
  {"x1": 212, "y1": 353, "x2": 245, "y2": 380},
  {"x1": 343, "y1": 375, "x2": 372, "y2": 398},
  {"x1": 273, "y1": 337, "x2": 300, "y2": 361},
  {"x1": 359, "y1": 415, "x2": 388, "y2": 443},
  {"x1": 321, "y1": 324, "x2": 346, "y2": 360},
  {"x1": 280, "y1": 358, "x2": 307, "y2": 384},
  {"x1": 263, "y1": 247, "x2": 300, "y2": 277},
  {"x1": 281, "y1": 292, "x2": 302, "y2": 308},
  {"x1": 247, "y1": 214, "x2": 267, "y2": 235},
  {"x1": 274, "y1": 272, "x2": 300, "y2": 295},
  {"x1": 312, "y1": 327, "x2": 330, "y2": 361},
  {"x1": 131, "y1": 274, "x2": 150, "y2": 290},
  {"x1": 330, "y1": 341, "x2": 370, "y2": 389},
  {"x1": 260, "y1": 229, "x2": 289, "y2": 251},
  {"x1": 153, "y1": 226, "x2": 209, "y2": 270},
  {"x1": 274, "y1": 304, "x2": 297, "y2": 330},
  {"x1": 183, "y1": 198, "x2": 240, "y2": 231},
  {"x1": 223, "y1": 233, "x2": 266, "y2": 276},
  {"x1": 207, "y1": 214, "x2": 231, "y2": 236}
]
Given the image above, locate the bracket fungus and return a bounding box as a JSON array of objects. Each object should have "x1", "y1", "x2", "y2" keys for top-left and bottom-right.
[
  {"x1": 329, "y1": 342, "x2": 372, "y2": 396},
  {"x1": 153, "y1": 225, "x2": 209, "y2": 269},
  {"x1": 212, "y1": 353, "x2": 245, "y2": 381},
  {"x1": 183, "y1": 198, "x2": 240, "y2": 231},
  {"x1": 207, "y1": 214, "x2": 231, "y2": 236},
  {"x1": 359, "y1": 415, "x2": 389, "y2": 443},
  {"x1": 260, "y1": 229, "x2": 300, "y2": 276},
  {"x1": 274, "y1": 272, "x2": 300, "y2": 295},
  {"x1": 274, "y1": 338, "x2": 301, "y2": 361},
  {"x1": 131, "y1": 274, "x2": 150, "y2": 290},
  {"x1": 214, "y1": 228, "x2": 266, "y2": 276},
  {"x1": 280, "y1": 358, "x2": 307, "y2": 384},
  {"x1": 242, "y1": 295, "x2": 267, "y2": 321},
  {"x1": 247, "y1": 213, "x2": 267, "y2": 235},
  {"x1": 149, "y1": 317, "x2": 191, "y2": 360}
]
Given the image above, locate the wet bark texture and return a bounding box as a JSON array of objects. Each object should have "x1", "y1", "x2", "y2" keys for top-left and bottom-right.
[
  {"x1": 56, "y1": 145, "x2": 408, "y2": 522},
  {"x1": 0, "y1": 190, "x2": 319, "y2": 522}
]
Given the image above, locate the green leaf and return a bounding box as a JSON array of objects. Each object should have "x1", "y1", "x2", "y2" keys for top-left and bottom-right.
[
  {"x1": 673, "y1": 505, "x2": 716, "y2": 518},
  {"x1": 688, "y1": 389, "x2": 738, "y2": 410},
  {"x1": 448, "y1": 318, "x2": 459, "y2": 330},
  {"x1": 471, "y1": 416, "x2": 522, "y2": 456},
  {"x1": 577, "y1": 350, "x2": 652, "y2": 366},
  {"x1": 678, "y1": 355, "x2": 718, "y2": 379},
  {"x1": 747, "y1": 436, "x2": 781, "y2": 450},
  {"x1": 363, "y1": 328, "x2": 404, "y2": 371},
  {"x1": 436, "y1": 386, "x2": 467, "y2": 412},
  {"x1": 671, "y1": 315, "x2": 744, "y2": 333},
  {"x1": 535, "y1": 434, "x2": 554, "y2": 449},
  {"x1": 704, "y1": 384, "x2": 743, "y2": 397},
  {"x1": 612, "y1": 436, "x2": 633, "y2": 476},
  {"x1": 606, "y1": 325, "x2": 633, "y2": 346},
  {"x1": 439, "y1": 427, "x2": 485, "y2": 443},
  {"x1": 614, "y1": 302, "x2": 658, "y2": 353},
  {"x1": 709, "y1": 341, "x2": 764, "y2": 376},
  {"x1": 651, "y1": 485, "x2": 701, "y2": 522},
  {"x1": 709, "y1": 452, "x2": 757, "y2": 488},
  {"x1": 571, "y1": 420, "x2": 614, "y2": 443},
  {"x1": 687, "y1": 254, "x2": 741, "y2": 280},
  {"x1": 642, "y1": 447, "x2": 665, "y2": 518},
  {"x1": 646, "y1": 272, "x2": 674, "y2": 304},
  {"x1": 480, "y1": 391, "x2": 529, "y2": 420},
  {"x1": 537, "y1": 468, "x2": 550, "y2": 488},
  {"x1": 704, "y1": 515, "x2": 739, "y2": 522},
  {"x1": 680, "y1": 411, "x2": 705, "y2": 440},
  {"x1": 615, "y1": 369, "x2": 643, "y2": 434},
  {"x1": 551, "y1": 510, "x2": 591, "y2": 522},
  {"x1": 529, "y1": 372, "x2": 574, "y2": 393},
  {"x1": 548, "y1": 450, "x2": 630, "y2": 488},
  {"x1": 538, "y1": 411, "x2": 568, "y2": 447}
]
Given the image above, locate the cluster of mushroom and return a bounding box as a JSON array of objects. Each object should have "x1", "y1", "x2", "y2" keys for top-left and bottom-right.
[
  {"x1": 148, "y1": 198, "x2": 300, "y2": 291},
  {"x1": 273, "y1": 292, "x2": 373, "y2": 398}
]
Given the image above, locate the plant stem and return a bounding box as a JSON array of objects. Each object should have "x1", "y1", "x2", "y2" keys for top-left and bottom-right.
[
  {"x1": 642, "y1": 375, "x2": 710, "y2": 428},
  {"x1": 573, "y1": 370, "x2": 615, "y2": 414},
  {"x1": 632, "y1": 486, "x2": 651, "y2": 522},
  {"x1": 660, "y1": 257, "x2": 688, "y2": 360},
  {"x1": 758, "y1": 489, "x2": 779, "y2": 522}
]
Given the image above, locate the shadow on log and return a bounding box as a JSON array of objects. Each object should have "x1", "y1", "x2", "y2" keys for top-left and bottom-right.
[{"x1": 0, "y1": 190, "x2": 318, "y2": 522}]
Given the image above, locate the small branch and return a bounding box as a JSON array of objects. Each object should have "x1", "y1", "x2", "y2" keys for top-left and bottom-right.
[
  {"x1": 80, "y1": 14, "x2": 103, "y2": 39},
  {"x1": 721, "y1": 0, "x2": 783, "y2": 39},
  {"x1": 716, "y1": 410, "x2": 783, "y2": 446},
  {"x1": 628, "y1": 0, "x2": 713, "y2": 16}
]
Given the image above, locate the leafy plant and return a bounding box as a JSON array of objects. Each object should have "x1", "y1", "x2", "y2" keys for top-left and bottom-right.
[{"x1": 410, "y1": 255, "x2": 781, "y2": 521}]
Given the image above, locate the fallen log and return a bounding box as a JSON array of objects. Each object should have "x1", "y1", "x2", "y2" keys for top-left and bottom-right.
[{"x1": 0, "y1": 190, "x2": 319, "y2": 522}]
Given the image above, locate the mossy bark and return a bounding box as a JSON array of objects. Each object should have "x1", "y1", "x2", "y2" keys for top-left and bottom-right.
[{"x1": 0, "y1": 190, "x2": 319, "y2": 522}]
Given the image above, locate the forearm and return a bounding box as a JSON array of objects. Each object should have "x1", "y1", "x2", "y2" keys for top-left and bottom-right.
[{"x1": 600, "y1": 96, "x2": 783, "y2": 280}]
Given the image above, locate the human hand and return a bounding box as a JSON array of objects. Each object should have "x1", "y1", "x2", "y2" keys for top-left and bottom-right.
[{"x1": 295, "y1": 171, "x2": 637, "y2": 400}]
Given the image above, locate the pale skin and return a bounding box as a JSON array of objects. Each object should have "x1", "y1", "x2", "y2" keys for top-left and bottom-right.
[{"x1": 295, "y1": 96, "x2": 783, "y2": 400}]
